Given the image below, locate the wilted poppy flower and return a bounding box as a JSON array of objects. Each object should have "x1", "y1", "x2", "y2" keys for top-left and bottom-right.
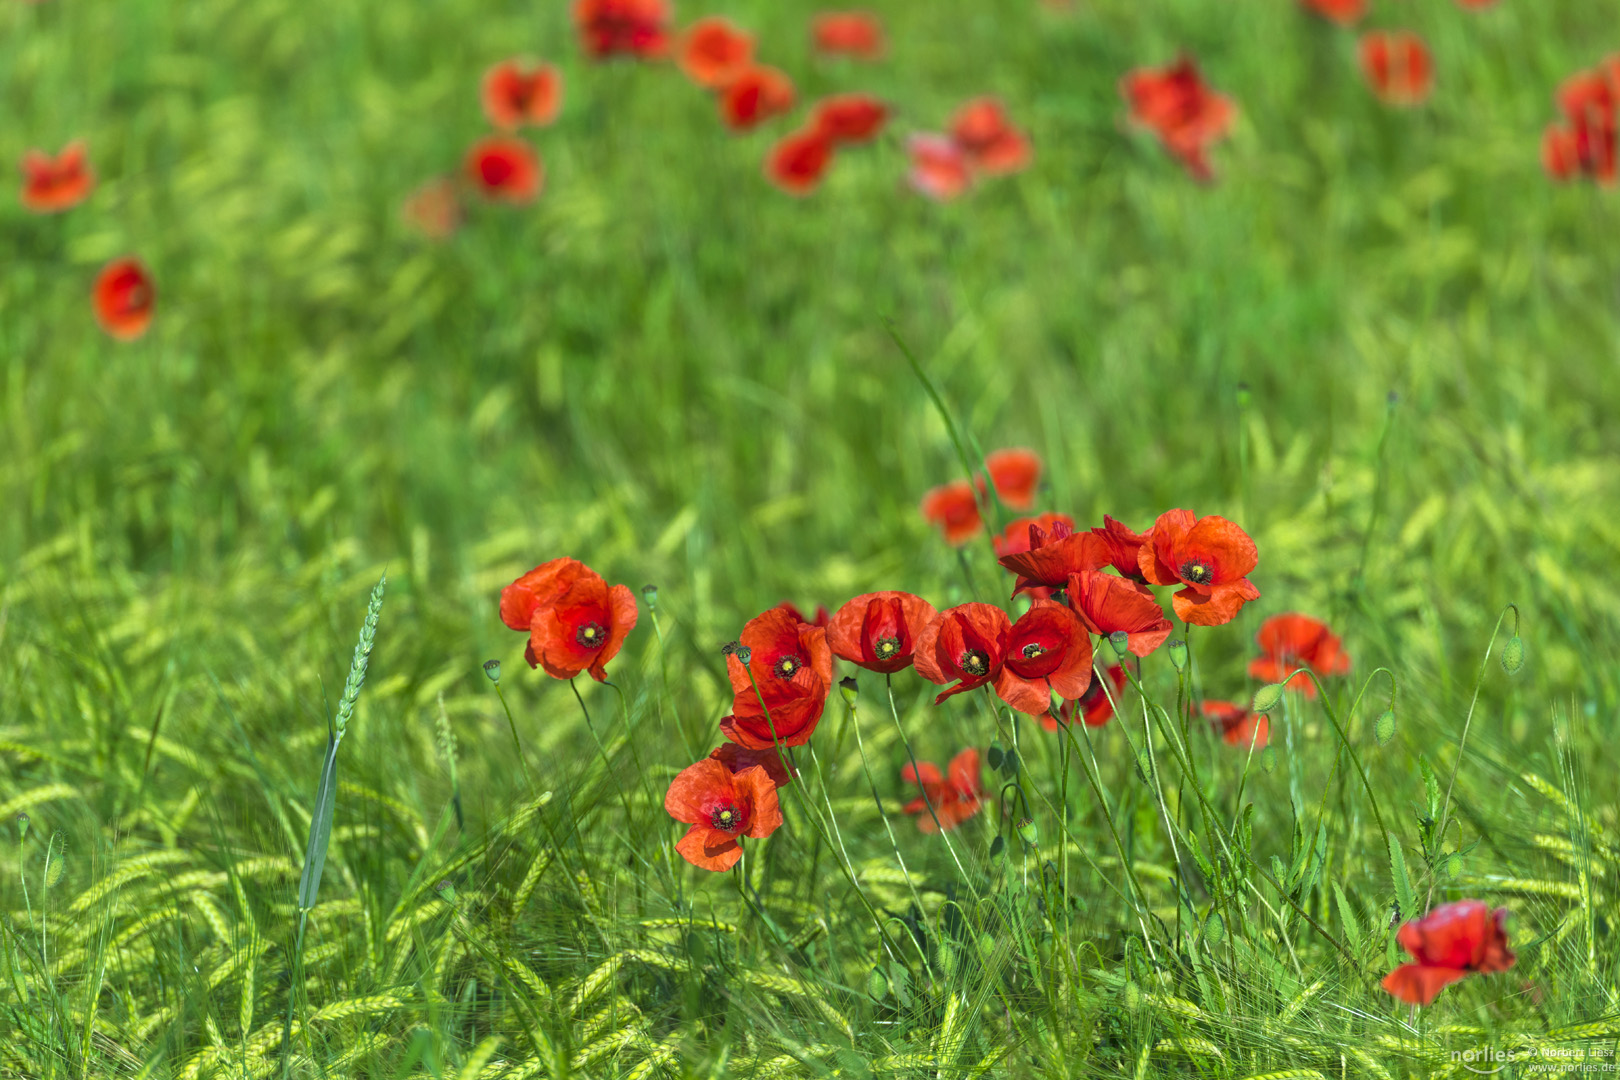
[
  {"x1": 811, "y1": 93, "x2": 890, "y2": 145},
  {"x1": 950, "y1": 98, "x2": 1033, "y2": 176},
  {"x1": 666, "y1": 758, "x2": 783, "y2": 870},
  {"x1": 1299, "y1": 0, "x2": 1365, "y2": 25},
  {"x1": 401, "y1": 177, "x2": 462, "y2": 239},
  {"x1": 1247, "y1": 613, "x2": 1350, "y2": 698},
  {"x1": 1383, "y1": 900, "x2": 1516, "y2": 1005},
  {"x1": 678, "y1": 16, "x2": 754, "y2": 88},
  {"x1": 775, "y1": 601, "x2": 830, "y2": 627},
  {"x1": 997, "y1": 517, "x2": 1110, "y2": 597},
  {"x1": 1049, "y1": 663, "x2": 1127, "y2": 730},
  {"x1": 811, "y1": 11, "x2": 885, "y2": 60},
  {"x1": 1359, "y1": 31, "x2": 1434, "y2": 107},
  {"x1": 720, "y1": 65, "x2": 796, "y2": 131},
  {"x1": 465, "y1": 137, "x2": 543, "y2": 204},
  {"x1": 902, "y1": 748, "x2": 982, "y2": 832},
  {"x1": 20, "y1": 142, "x2": 94, "y2": 214},
  {"x1": 1066, "y1": 571, "x2": 1172, "y2": 657},
  {"x1": 1138, "y1": 509, "x2": 1261, "y2": 626},
  {"x1": 995, "y1": 600, "x2": 1093, "y2": 715},
  {"x1": 765, "y1": 128, "x2": 835, "y2": 195},
  {"x1": 914, "y1": 603, "x2": 1011, "y2": 703},
  {"x1": 1120, "y1": 56, "x2": 1237, "y2": 182},
  {"x1": 501, "y1": 557, "x2": 638, "y2": 680},
  {"x1": 920, "y1": 479, "x2": 982, "y2": 545},
  {"x1": 1090, "y1": 516, "x2": 1149, "y2": 582},
  {"x1": 574, "y1": 0, "x2": 671, "y2": 60},
  {"x1": 719, "y1": 607, "x2": 834, "y2": 750},
  {"x1": 481, "y1": 60, "x2": 563, "y2": 130},
  {"x1": 93, "y1": 258, "x2": 155, "y2": 341},
  {"x1": 710, "y1": 742, "x2": 795, "y2": 787},
  {"x1": 826, "y1": 591, "x2": 938, "y2": 674},
  {"x1": 983, "y1": 448, "x2": 1042, "y2": 509},
  {"x1": 1202, "y1": 700, "x2": 1268, "y2": 748},
  {"x1": 906, "y1": 134, "x2": 974, "y2": 202}
]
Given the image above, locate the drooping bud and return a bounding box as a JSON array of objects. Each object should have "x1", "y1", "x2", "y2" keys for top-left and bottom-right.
[
  {"x1": 1108, "y1": 631, "x2": 1131, "y2": 665},
  {"x1": 986, "y1": 741, "x2": 1004, "y2": 771},
  {"x1": 482, "y1": 659, "x2": 501, "y2": 683},
  {"x1": 989, "y1": 834, "x2": 1006, "y2": 860},
  {"x1": 641, "y1": 584, "x2": 658, "y2": 611},
  {"x1": 1251, "y1": 682, "x2": 1287, "y2": 715},
  {"x1": 44, "y1": 850, "x2": 65, "y2": 889},
  {"x1": 839, "y1": 676, "x2": 859, "y2": 705},
  {"x1": 1375, "y1": 709, "x2": 1396, "y2": 747},
  {"x1": 998, "y1": 748, "x2": 1019, "y2": 778},
  {"x1": 1017, "y1": 818, "x2": 1040, "y2": 847},
  {"x1": 1166, "y1": 639, "x2": 1188, "y2": 673},
  {"x1": 867, "y1": 965, "x2": 888, "y2": 1000},
  {"x1": 1500, "y1": 635, "x2": 1525, "y2": 675},
  {"x1": 1446, "y1": 851, "x2": 1463, "y2": 879},
  {"x1": 1260, "y1": 746, "x2": 1276, "y2": 774}
]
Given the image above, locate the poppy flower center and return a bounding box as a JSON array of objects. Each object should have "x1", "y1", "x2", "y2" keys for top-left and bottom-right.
[
  {"x1": 575, "y1": 622, "x2": 606, "y2": 648},
  {"x1": 873, "y1": 636, "x2": 901, "y2": 659},
  {"x1": 959, "y1": 649, "x2": 990, "y2": 677},
  {"x1": 1021, "y1": 642, "x2": 1047, "y2": 661},
  {"x1": 1180, "y1": 560, "x2": 1213, "y2": 585},
  {"x1": 772, "y1": 654, "x2": 803, "y2": 679},
  {"x1": 710, "y1": 803, "x2": 743, "y2": 832},
  {"x1": 481, "y1": 156, "x2": 516, "y2": 186}
]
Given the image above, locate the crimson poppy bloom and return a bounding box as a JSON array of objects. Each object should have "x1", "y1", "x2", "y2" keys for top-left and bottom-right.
[
  {"x1": 994, "y1": 600, "x2": 1093, "y2": 715},
  {"x1": 765, "y1": 128, "x2": 835, "y2": 195},
  {"x1": 1383, "y1": 900, "x2": 1516, "y2": 1005},
  {"x1": 811, "y1": 11, "x2": 885, "y2": 60},
  {"x1": 949, "y1": 98, "x2": 1032, "y2": 176},
  {"x1": 401, "y1": 177, "x2": 462, "y2": 239},
  {"x1": 710, "y1": 742, "x2": 795, "y2": 787},
  {"x1": 21, "y1": 142, "x2": 95, "y2": 214},
  {"x1": 93, "y1": 258, "x2": 155, "y2": 341},
  {"x1": 1090, "y1": 515, "x2": 1149, "y2": 582},
  {"x1": 719, "y1": 607, "x2": 834, "y2": 750},
  {"x1": 997, "y1": 517, "x2": 1110, "y2": 597},
  {"x1": 1548, "y1": 66, "x2": 1619, "y2": 186},
  {"x1": 826, "y1": 591, "x2": 937, "y2": 674},
  {"x1": 902, "y1": 748, "x2": 982, "y2": 832},
  {"x1": 481, "y1": 60, "x2": 563, "y2": 130},
  {"x1": 1201, "y1": 700, "x2": 1268, "y2": 748},
  {"x1": 993, "y1": 513, "x2": 1074, "y2": 558},
  {"x1": 1138, "y1": 509, "x2": 1260, "y2": 626},
  {"x1": 1299, "y1": 0, "x2": 1364, "y2": 25},
  {"x1": 678, "y1": 16, "x2": 754, "y2": 88},
  {"x1": 775, "y1": 601, "x2": 829, "y2": 627},
  {"x1": 919, "y1": 478, "x2": 983, "y2": 545},
  {"x1": 502, "y1": 559, "x2": 638, "y2": 680},
  {"x1": 1119, "y1": 56, "x2": 1237, "y2": 182},
  {"x1": 811, "y1": 93, "x2": 890, "y2": 145},
  {"x1": 906, "y1": 134, "x2": 974, "y2": 202},
  {"x1": 1542, "y1": 124, "x2": 1581, "y2": 181},
  {"x1": 720, "y1": 65, "x2": 796, "y2": 131},
  {"x1": 1066, "y1": 571, "x2": 1172, "y2": 657},
  {"x1": 982, "y1": 448, "x2": 1041, "y2": 509},
  {"x1": 465, "y1": 137, "x2": 543, "y2": 204},
  {"x1": 574, "y1": 0, "x2": 671, "y2": 60},
  {"x1": 1048, "y1": 664, "x2": 1127, "y2": 730},
  {"x1": 1359, "y1": 31, "x2": 1434, "y2": 107},
  {"x1": 1247, "y1": 613, "x2": 1350, "y2": 698},
  {"x1": 665, "y1": 758, "x2": 783, "y2": 870},
  {"x1": 913, "y1": 603, "x2": 1010, "y2": 703}
]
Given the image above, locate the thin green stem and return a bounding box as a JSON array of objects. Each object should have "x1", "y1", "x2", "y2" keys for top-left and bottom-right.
[{"x1": 491, "y1": 681, "x2": 535, "y2": 794}]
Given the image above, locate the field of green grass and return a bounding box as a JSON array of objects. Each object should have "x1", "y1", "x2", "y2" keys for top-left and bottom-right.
[{"x1": 4, "y1": 0, "x2": 1620, "y2": 1075}]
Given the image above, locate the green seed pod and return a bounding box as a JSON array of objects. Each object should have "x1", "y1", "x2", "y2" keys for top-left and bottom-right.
[
  {"x1": 987, "y1": 741, "x2": 1004, "y2": 771},
  {"x1": 1017, "y1": 818, "x2": 1040, "y2": 847},
  {"x1": 1108, "y1": 631, "x2": 1132, "y2": 664},
  {"x1": 839, "y1": 676, "x2": 858, "y2": 705},
  {"x1": 867, "y1": 965, "x2": 888, "y2": 1000},
  {"x1": 641, "y1": 584, "x2": 658, "y2": 611},
  {"x1": 434, "y1": 880, "x2": 457, "y2": 905},
  {"x1": 1166, "y1": 639, "x2": 1188, "y2": 673},
  {"x1": 1251, "y1": 682, "x2": 1287, "y2": 714},
  {"x1": 1260, "y1": 746, "x2": 1277, "y2": 774},
  {"x1": 14, "y1": 814, "x2": 28, "y2": 842},
  {"x1": 1375, "y1": 709, "x2": 1396, "y2": 747},
  {"x1": 733, "y1": 646, "x2": 752, "y2": 665},
  {"x1": 482, "y1": 659, "x2": 501, "y2": 683},
  {"x1": 1500, "y1": 635, "x2": 1525, "y2": 675}
]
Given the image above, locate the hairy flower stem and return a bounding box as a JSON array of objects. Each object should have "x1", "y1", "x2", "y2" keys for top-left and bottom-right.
[
  {"x1": 885, "y1": 675, "x2": 977, "y2": 889},
  {"x1": 844, "y1": 691, "x2": 928, "y2": 917},
  {"x1": 491, "y1": 681, "x2": 535, "y2": 795}
]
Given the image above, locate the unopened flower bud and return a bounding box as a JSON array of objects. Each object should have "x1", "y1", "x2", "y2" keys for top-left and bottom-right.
[
  {"x1": 987, "y1": 741, "x2": 1004, "y2": 770},
  {"x1": 1260, "y1": 746, "x2": 1276, "y2": 774},
  {"x1": 1166, "y1": 640, "x2": 1188, "y2": 672},
  {"x1": 1251, "y1": 682, "x2": 1286, "y2": 714},
  {"x1": 641, "y1": 584, "x2": 658, "y2": 611},
  {"x1": 1500, "y1": 635, "x2": 1525, "y2": 675},
  {"x1": 839, "y1": 676, "x2": 859, "y2": 705},
  {"x1": 989, "y1": 834, "x2": 1006, "y2": 860},
  {"x1": 867, "y1": 966, "x2": 888, "y2": 1000},
  {"x1": 1108, "y1": 631, "x2": 1131, "y2": 664},
  {"x1": 482, "y1": 659, "x2": 501, "y2": 683},
  {"x1": 1375, "y1": 709, "x2": 1396, "y2": 747}
]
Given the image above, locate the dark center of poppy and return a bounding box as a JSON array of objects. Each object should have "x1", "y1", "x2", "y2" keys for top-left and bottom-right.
[
  {"x1": 1021, "y1": 642, "x2": 1048, "y2": 661},
  {"x1": 576, "y1": 622, "x2": 605, "y2": 648},
  {"x1": 481, "y1": 156, "x2": 515, "y2": 186},
  {"x1": 1180, "y1": 560, "x2": 1213, "y2": 585},
  {"x1": 773, "y1": 654, "x2": 803, "y2": 679},
  {"x1": 959, "y1": 649, "x2": 990, "y2": 677},
  {"x1": 873, "y1": 637, "x2": 901, "y2": 659},
  {"x1": 710, "y1": 804, "x2": 742, "y2": 832}
]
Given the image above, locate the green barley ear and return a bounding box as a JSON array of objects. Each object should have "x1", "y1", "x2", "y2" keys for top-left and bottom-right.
[{"x1": 332, "y1": 576, "x2": 386, "y2": 742}]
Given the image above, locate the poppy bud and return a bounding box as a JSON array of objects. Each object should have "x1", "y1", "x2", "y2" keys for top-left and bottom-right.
[
  {"x1": 989, "y1": 833, "x2": 1006, "y2": 860},
  {"x1": 978, "y1": 933, "x2": 995, "y2": 957},
  {"x1": 839, "y1": 676, "x2": 859, "y2": 705},
  {"x1": 734, "y1": 646, "x2": 752, "y2": 665},
  {"x1": 867, "y1": 965, "x2": 888, "y2": 1000},
  {"x1": 1500, "y1": 635, "x2": 1525, "y2": 675},
  {"x1": 1167, "y1": 639, "x2": 1188, "y2": 672},
  {"x1": 1108, "y1": 631, "x2": 1131, "y2": 664},
  {"x1": 1205, "y1": 911, "x2": 1225, "y2": 944},
  {"x1": 998, "y1": 748, "x2": 1020, "y2": 778},
  {"x1": 435, "y1": 880, "x2": 458, "y2": 904},
  {"x1": 14, "y1": 813, "x2": 27, "y2": 841},
  {"x1": 1017, "y1": 818, "x2": 1039, "y2": 846},
  {"x1": 482, "y1": 659, "x2": 501, "y2": 683},
  {"x1": 1260, "y1": 746, "x2": 1276, "y2": 774},
  {"x1": 641, "y1": 583, "x2": 658, "y2": 611},
  {"x1": 1251, "y1": 682, "x2": 1287, "y2": 714},
  {"x1": 1446, "y1": 851, "x2": 1463, "y2": 879},
  {"x1": 986, "y1": 741, "x2": 1004, "y2": 770},
  {"x1": 1375, "y1": 709, "x2": 1396, "y2": 747},
  {"x1": 44, "y1": 851, "x2": 64, "y2": 889}
]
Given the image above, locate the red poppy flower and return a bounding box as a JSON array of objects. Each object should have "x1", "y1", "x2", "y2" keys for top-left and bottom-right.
[
  {"x1": 1201, "y1": 700, "x2": 1268, "y2": 748},
  {"x1": 996, "y1": 517, "x2": 1110, "y2": 597},
  {"x1": 993, "y1": 513, "x2": 1073, "y2": 558},
  {"x1": 401, "y1": 177, "x2": 462, "y2": 239},
  {"x1": 1090, "y1": 515, "x2": 1149, "y2": 582},
  {"x1": 811, "y1": 93, "x2": 890, "y2": 146},
  {"x1": 913, "y1": 603, "x2": 1010, "y2": 703},
  {"x1": 1247, "y1": 613, "x2": 1350, "y2": 698},
  {"x1": 1066, "y1": 571, "x2": 1172, "y2": 657},
  {"x1": 1542, "y1": 124, "x2": 1581, "y2": 181},
  {"x1": 501, "y1": 559, "x2": 638, "y2": 681},
  {"x1": 710, "y1": 742, "x2": 795, "y2": 788},
  {"x1": 982, "y1": 448, "x2": 1041, "y2": 509},
  {"x1": 1551, "y1": 67, "x2": 1619, "y2": 186},
  {"x1": 719, "y1": 607, "x2": 834, "y2": 750},
  {"x1": 1359, "y1": 31, "x2": 1434, "y2": 107},
  {"x1": 1120, "y1": 56, "x2": 1237, "y2": 182},
  {"x1": 720, "y1": 65, "x2": 796, "y2": 131},
  {"x1": 93, "y1": 258, "x2": 155, "y2": 341},
  {"x1": 902, "y1": 748, "x2": 982, "y2": 832},
  {"x1": 481, "y1": 60, "x2": 563, "y2": 130},
  {"x1": 665, "y1": 758, "x2": 783, "y2": 871},
  {"x1": 919, "y1": 479, "x2": 983, "y2": 545},
  {"x1": 1048, "y1": 664, "x2": 1127, "y2": 730},
  {"x1": 826, "y1": 591, "x2": 937, "y2": 674},
  {"x1": 678, "y1": 16, "x2": 754, "y2": 88},
  {"x1": 811, "y1": 11, "x2": 885, "y2": 60},
  {"x1": 1453, "y1": 0, "x2": 1498, "y2": 8},
  {"x1": 1383, "y1": 900, "x2": 1516, "y2": 1006},
  {"x1": 1298, "y1": 0, "x2": 1364, "y2": 26},
  {"x1": 464, "y1": 137, "x2": 543, "y2": 204},
  {"x1": 906, "y1": 134, "x2": 974, "y2": 202},
  {"x1": 775, "y1": 601, "x2": 829, "y2": 628},
  {"x1": 574, "y1": 0, "x2": 671, "y2": 60},
  {"x1": 20, "y1": 142, "x2": 94, "y2": 214},
  {"x1": 994, "y1": 600, "x2": 1093, "y2": 715},
  {"x1": 949, "y1": 98, "x2": 1033, "y2": 176},
  {"x1": 765, "y1": 128, "x2": 835, "y2": 195},
  {"x1": 1138, "y1": 509, "x2": 1261, "y2": 627}
]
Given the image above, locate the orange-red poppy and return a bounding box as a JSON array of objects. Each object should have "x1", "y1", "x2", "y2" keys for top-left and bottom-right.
[
  {"x1": 811, "y1": 93, "x2": 890, "y2": 145},
  {"x1": 1120, "y1": 55, "x2": 1237, "y2": 182},
  {"x1": 1090, "y1": 515, "x2": 1149, "y2": 582},
  {"x1": 665, "y1": 757, "x2": 783, "y2": 870},
  {"x1": 1299, "y1": 0, "x2": 1365, "y2": 25},
  {"x1": 906, "y1": 133, "x2": 974, "y2": 202},
  {"x1": 401, "y1": 177, "x2": 462, "y2": 239},
  {"x1": 1066, "y1": 571, "x2": 1172, "y2": 657},
  {"x1": 1359, "y1": 31, "x2": 1434, "y2": 107},
  {"x1": 811, "y1": 11, "x2": 885, "y2": 60},
  {"x1": 983, "y1": 448, "x2": 1041, "y2": 509},
  {"x1": 997, "y1": 517, "x2": 1110, "y2": 597},
  {"x1": 501, "y1": 558, "x2": 638, "y2": 680},
  {"x1": 1201, "y1": 700, "x2": 1268, "y2": 748},
  {"x1": 720, "y1": 65, "x2": 796, "y2": 131},
  {"x1": 920, "y1": 478, "x2": 983, "y2": 545},
  {"x1": 719, "y1": 607, "x2": 834, "y2": 750},
  {"x1": 93, "y1": 258, "x2": 155, "y2": 341},
  {"x1": 1548, "y1": 65, "x2": 1619, "y2": 186},
  {"x1": 1542, "y1": 124, "x2": 1581, "y2": 181},
  {"x1": 1247, "y1": 613, "x2": 1350, "y2": 698},
  {"x1": 1453, "y1": 0, "x2": 1498, "y2": 8},
  {"x1": 20, "y1": 142, "x2": 94, "y2": 214},
  {"x1": 826, "y1": 591, "x2": 938, "y2": 674},
  {"x1": 914, "y1": 603, "x2": 1011, "y2": 703},
  {"x1": 574, "y1": 0, "x2": 671, "y2": 60},
  {"x1": 1383, "y1": 900, "x2": 1516, "y2": 1006},
  {"x1": 993, "y1": 513, "x2": 1074, "y2": 558},
  {"x1": 902, "y1": 748, "x2": 982, "y2": 832},
  {"x1": 1138, "y1": 509, "x2": 1260, "y2": 626},
  {"x1": 481, "y1": 60, "x2": 563, "y2": 130},
  {"x1": 949, "y1": 98, "x2": 1033, "y2": 176},
  {"x1": 710, "y1": 742, "x2": 795, "y2": 787},
  {"x1": 775, "y1": 601, "x2": 830, "y2": 627},
  {"x1": 465, "y1": 137, "x2": 543, "y2": 204},
  {"x1": 995, "y1": 600, "x2": 1093, "y2": 715},
  {"x1": 678, "y1": 16, "x2": 754, "y2": 88},
  {"x1": 1049, "y1": 663, "x2": 1127, "y2": 730},
  {"x1": 765, "y1": 128, "x2": 836, "y2": 195}
]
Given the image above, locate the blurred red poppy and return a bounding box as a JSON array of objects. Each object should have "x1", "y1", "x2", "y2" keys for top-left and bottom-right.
[
  {"x1": 710, "y1": 742, "x2": 795, "y2": 787},
  {"x1": 1453, "y1": 0, "x2": 1498, "y2": 8},
  {"x1": 1383, "y1": 900, "x2": 1515, "y2": 1005},
  {"x1": 93, "y1": 258, "x2": 156, "y2": 341},
  {"x1": 501, "y1": 558, "x2": 638, "y2": 680},
  {"x1": 983, "y1": 448, "x2": 1041, "y2": 509},
  {"x1": 1202, "y1": 700, "x2": 1268, "y2": 748},
  {"x1": 482, "y1": 60, "x2": 563, "y2": 129},
  {"x1": 997, "y1": 517, "x2": 1110, "y2": 597},
  {"x1": 465, "y1": 137, "x2": 543, "y2": 204},
  {"x1": 811, "y1": 11, "x2": 885, "y2": 60},
  {"x1": 720, "y1": 65, "x2": 796, "y2": 131},
  {"x1": 950, "y1": 98, "x2": 1033, "y2": 176},
  {"x1": 920, "y1": 479, "x2": 982, "y2": 544},
  {"x1": 765, "y1": 128, "x2": 836, "y2": 195},
  {"x1": 20, "y1": 142, "x2": 94, "y2": 214},
  {"x1": 826, "y1": 591, "x2": 938, "y2": 674},
  {"x1": 1247, "y1": 613, "x2": 1350, "y2": 698},
  {"x1": 1299, "y1": 0, "x2": 1364, "y2": 25},
  {"x1": 1049, "y1": 664, "x2": 1127, "y2": 729},
  {"x1": 906, "y1": 134, "x2": 974, "y2": 202},
  {"x1": 914, "y1": 603, "x2": 1010, "y2": 703},
  {"x1": 902, "y1": 748, "x2": 982, "y2": 832},
  {"x1": 1546, "y1": 65, "x2": 1619, "y2": 186},
  {"x1": 720, "y1": 607, "x2": 834, "y2": 750},
  {"x1": 678, "y1": 16, "x2": 754, "y2": 88},
  {"x1": 1090, "y1": 516, "x2": 1149, "y2": 582},
  {"x1": 775, "y1": 601, "x2": 830, "y2": 627},
  {"x1": 1359, "y1": 31, "x2": 1434, "y2": 107},
  {"x1": 666, "y1": 758, "x2": 783, "y2": 870},
  {"x1": 1138, "y1": 509, "x2": 1261, "y2": 626},
  {"x1": 574, "y1": 0, "x2": 671, "y2": 60},
  {"x1": 1120, "y1": 55, "x2": 1237, "y2": 182},
  {"x1": 995, "y1": 600, "x2": 1093, "y2": 715},
  {"x1": 1066, "y1": 571, "x2": 1172, "y2": 657},
  {"x1": 1542, "y1": 125, "x2": 1581, "y2": 181},
  {"x1": 811, "y1": 93, "x2": 890, "y2": 145},
  {"x1": 401, "y1": 177, "x2": 462, "y2": 239}
]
